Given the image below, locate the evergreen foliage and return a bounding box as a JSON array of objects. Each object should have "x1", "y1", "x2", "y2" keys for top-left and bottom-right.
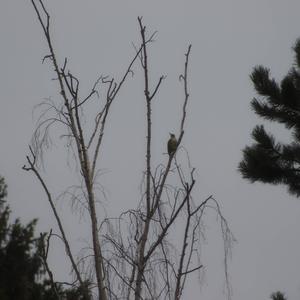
[
  {"x1": 0, "y1": 176, "x2": 91, "y2": 300},
  {"x1": 239, "y1": 39, "x2": 300, "y2": 196},
  {"x1": 271, "y1": 291, "x2": 287, "y2": 300},
  {"x1": 0, "y1": 177, "x2": 45, "y2": 300}
]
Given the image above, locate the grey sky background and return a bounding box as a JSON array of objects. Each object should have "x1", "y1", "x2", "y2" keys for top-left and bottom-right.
[{"x1": 2, "y1": 1, "x2": 300, "y2": 299}]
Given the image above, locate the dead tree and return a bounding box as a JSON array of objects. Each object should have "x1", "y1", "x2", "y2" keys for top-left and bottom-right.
[
  {"x1": 23, "y1": 1, "x2": 234, "y2": 299},
  {"x1": 100, "y1": 19, "x2": 233, "y2": 300}
]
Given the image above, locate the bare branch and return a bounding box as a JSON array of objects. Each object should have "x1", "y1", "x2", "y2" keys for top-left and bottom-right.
[
  {"x1": 38, "y1": 231, "x2": 62, "y2": 300},
  {"x1": 22, "y1": 147, "x2": 86, "y2": 293},
  {"x1": 149, "y1": 75, "x2": 165, "y2": 101}
]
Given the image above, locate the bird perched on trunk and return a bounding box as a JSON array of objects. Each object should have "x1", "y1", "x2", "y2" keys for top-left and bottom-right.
[{"x1": 167, "y1": 133, "x2": 177, "y2": 155}]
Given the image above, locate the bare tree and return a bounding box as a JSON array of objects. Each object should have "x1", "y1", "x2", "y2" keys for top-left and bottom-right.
[{"x1": 23, "y1": 1, "x2": 234, "y2": 299}]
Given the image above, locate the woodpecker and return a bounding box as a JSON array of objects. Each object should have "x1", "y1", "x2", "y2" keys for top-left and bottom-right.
[{"x1": 167, "y1": 133, "x2": 177, "y2": 155}]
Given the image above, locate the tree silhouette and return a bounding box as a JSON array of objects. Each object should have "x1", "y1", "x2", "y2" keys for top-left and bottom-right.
[
  {"x1": 239, "y1": 39, "x2": 300, "y2": 196},
  {"x1": 0, "y1": 176, "x2": 91, "y2": 300},
  {"x1": 271, "y1": 291, "x2": 287, "y2": 300},
  {"x1": 0, "y1": 176, "x2": 44, "y2": 300}
]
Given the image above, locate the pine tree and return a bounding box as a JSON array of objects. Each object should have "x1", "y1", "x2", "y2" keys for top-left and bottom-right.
[
  {"x1": 239, "y1": 39, "x2": 300, "y2": 196},
  {"x1": 0, "y1": 177, "x2": 45, "y2": 300},
  {"x1": 0, "y1": 176, "x2": 91, "y2": 300},
  {"x1": 271, "y1": 291, "x2": 287, "y2": 300}
]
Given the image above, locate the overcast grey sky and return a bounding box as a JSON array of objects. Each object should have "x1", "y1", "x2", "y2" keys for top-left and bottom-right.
[{"x1": 2, "y1": 1, "x2": 300, "y2": 299}]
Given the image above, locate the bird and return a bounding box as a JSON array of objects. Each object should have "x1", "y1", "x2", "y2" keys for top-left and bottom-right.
[{"x1": 167, "y1": 133, "x2": 177, "y2": 155}]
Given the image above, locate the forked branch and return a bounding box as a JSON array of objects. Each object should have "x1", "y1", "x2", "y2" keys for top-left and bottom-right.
[{"x1": 22, "y1": 147, "x2": 87, "y2": 295}]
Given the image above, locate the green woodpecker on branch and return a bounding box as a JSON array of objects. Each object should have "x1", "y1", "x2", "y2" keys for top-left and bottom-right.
[{"x1": 167, "y1": 133, "x2": 177, "y2": 155}]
